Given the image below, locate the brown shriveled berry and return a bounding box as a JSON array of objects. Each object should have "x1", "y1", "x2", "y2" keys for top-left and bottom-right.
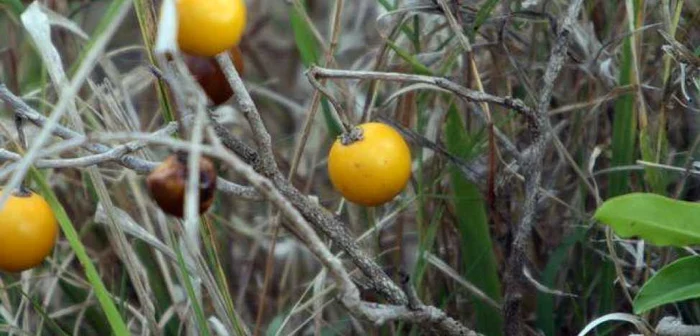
[
  {"x1": 184, "y1": 46, "x2": 244, "y2": 106},
  {"x1": 146, "y1": 153, "x2": 218, "y2": 218}
]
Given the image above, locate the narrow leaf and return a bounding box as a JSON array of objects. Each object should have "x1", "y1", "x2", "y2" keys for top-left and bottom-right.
[{"x1": 445, "y1": 103, "x2": 502, "y2": 335}]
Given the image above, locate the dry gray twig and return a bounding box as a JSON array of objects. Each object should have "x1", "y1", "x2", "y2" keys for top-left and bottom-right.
[
  {"x1": 502, "y1": 1, "x2": 585, "y2": 335},
  {"x1": 214, "y1": 52, "x2": 412, "y2": 306},
  {"x1": 309, "y1": 66, "x2": 535, "y2": 119},
  {"x1": 0, "y1": 84, "x2": 260, "y2": 200}
]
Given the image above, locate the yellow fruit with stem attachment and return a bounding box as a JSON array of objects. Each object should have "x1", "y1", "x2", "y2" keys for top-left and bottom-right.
[
  {"x1": 327, "y1": 123, "x2": 412, "y2": 207},
  {"x1": 0, "y1": 188, "x2": 58, "y2": 273},
  {"x1": 175, "y1": 0, "x2": 247, "y2": 57}
]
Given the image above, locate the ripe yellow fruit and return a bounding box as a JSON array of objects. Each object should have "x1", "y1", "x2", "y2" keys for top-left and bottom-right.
[
  {"x1": 327, "y1": 123, "x2": 412, "y2": 206},
  {"x1": 0, "y1": 189, "x2": 58, "y2": 273},
  {"x1": 176, "y1": 0, "x2": 247, "y2": 57}
]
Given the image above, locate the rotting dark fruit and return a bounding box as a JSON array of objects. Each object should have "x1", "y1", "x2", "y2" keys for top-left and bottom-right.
[
  {"x1": 146, "y1": 153, "x2": 218, "y2": 218},
  {"x1": 184, "y1": 46, "x2": 244, "y2": 106}
]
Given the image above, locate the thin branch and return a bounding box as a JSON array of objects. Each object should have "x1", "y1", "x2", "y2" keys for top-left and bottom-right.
[
  {"x1": 92, "y1": 132, "x2": 476, "y2": 336},
  {"x1": 502, "y1": 1, "x2": 585, "y2": 335},
  {"x1": 214, "y1": 52, "x2": 410, "y2": 305},
  {"x1": 0, "y1": 84, "x2": 260, "y2": 200},
  {"x1": 216, "y1": 54, "x2": 278, "y2": 176},
  {"x1": 0, "y1": 0, "x2": 133, "y2": 210},
  {"x1": 255, "y1": 2, "x2": 346, "y2": 335},
  {"x1": 309, "y1": 66, "x2": 535, "y2": 119},
  {"x1": 304, "y1": 72, "x2": 350, "y2": 131},
  {"x1": 0, "y1": 122, "x2": 176, "y2": 172}
]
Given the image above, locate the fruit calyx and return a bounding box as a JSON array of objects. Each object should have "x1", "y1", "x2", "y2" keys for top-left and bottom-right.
[
  {"x1": 9, "y1": 186, "x2": 32, "y2": 198},
  {"x1": 338, "y1": 126, "x2": 364, "y2": 146}
]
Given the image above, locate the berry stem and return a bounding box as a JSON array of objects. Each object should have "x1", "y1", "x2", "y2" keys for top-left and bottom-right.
[{"x1": 13, "y1": 114, "x2": 29, "y2": 193}]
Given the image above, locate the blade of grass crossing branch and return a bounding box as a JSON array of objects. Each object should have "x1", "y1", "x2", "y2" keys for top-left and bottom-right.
[
  {"x1": 445, "y1": 104, "x2": 503, "y2": 335},
  {"x1": 289, "y1": 1, "x2": 342, "y2": 136},
  {"x1": 172, "y1": 230, "x2": 213, "y2": 336},
  {"x1": 133, "y1": 0, "x2": 175, "y2": 123},
  {"x1": 201, "y1": 217, "x2": 247, "y2": 335},
  {"x1": 19, "y1": 289, "x2": 70, "y2": 336},
  {"x1": 28, "y1": 168, "x2": 129, "y2": 335},
  {"x1": 385, "y1": 40, "x2": 433, "y2": 75}
]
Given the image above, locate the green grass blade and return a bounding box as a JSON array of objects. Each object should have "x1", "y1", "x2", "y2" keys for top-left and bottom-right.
[
  {"x1": 133, "y1": 0, "x2": 175, "y2": 123},
  {"x1": 601, "y1": 4, "x2": 640, "y2": 319},
  {"x1": 172, "y1": 232, "x2": 212, "y2": 336},
  {"x1": 201, "y1": 218, "x2": 247, "y2": 335},
  {"x1": 609, "y1": 36, "x2": 636, "y2": 198},
  {"x1": 29, "y1": 168, "x2": 129, "y2": 335},
  {"x1": 290, "y1": 4, "x2": 320, "y2": 68},
  {"x1": 385, "y1": 40, "x2": 433, "y2": 75},
  {"x1": 471, "y1": 0, "x2": 499, "y2": 37},
  {"x1": 445, "y1": 104, "x2": 502, "y2": 335},
  {"x1": 19, "y1": 288, "x2": 71, "y2": 336},
  {"x1": 536, "y1": 227, "x2": 586, "y2": 335},
  {"x1": 289, "y1": 1, "x2": 342, "y2": 136}
]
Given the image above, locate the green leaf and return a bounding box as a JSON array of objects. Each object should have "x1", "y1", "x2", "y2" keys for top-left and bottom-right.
[
  {"x1": 445, "y1": 103, "x2": 502, "y2": 335},
  {"x1": 594, "y1": 193, "x2": 700, "y2": 246},
  {"x1": 289, "y1": 3, "x2": 319, "y2": 67},
  {"x1": 472, "y1": 0, "x2": 499, "y2": 34},
  {"x1": 633, "y1": 256, "x2": 700, "y2": 314}
]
